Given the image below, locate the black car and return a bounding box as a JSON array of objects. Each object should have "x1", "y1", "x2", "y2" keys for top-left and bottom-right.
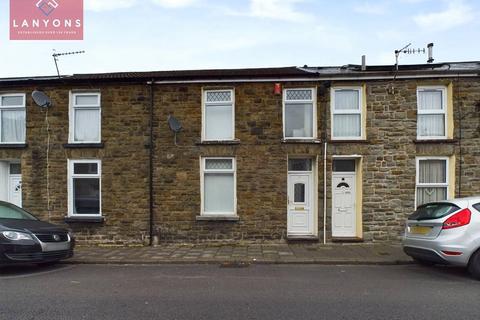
[{"x1": 0, "y1": 201, "x2": 74, "y2": 265}]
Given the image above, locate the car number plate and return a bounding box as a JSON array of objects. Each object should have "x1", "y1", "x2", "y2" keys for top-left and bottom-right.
[{"x1": 410, "y1": 226, "x2": 432, "y2": 235}]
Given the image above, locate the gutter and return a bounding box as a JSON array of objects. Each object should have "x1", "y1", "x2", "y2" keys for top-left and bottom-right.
[{"x1": 150, "y1": 73, "x2": 479, "y2": 85}]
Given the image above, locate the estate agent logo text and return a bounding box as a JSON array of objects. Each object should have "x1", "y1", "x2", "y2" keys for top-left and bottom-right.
[{"x1": 10, "y1": 0, "x2": 84, "y2": 40}]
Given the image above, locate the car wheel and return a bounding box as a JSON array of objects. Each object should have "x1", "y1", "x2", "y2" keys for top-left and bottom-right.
[
  {"x1": 468, "y1": 250, "x2": 480, "y2": 280},
  {"x1": 413, "y1": 258, "x2": 435, "y2": 266}
]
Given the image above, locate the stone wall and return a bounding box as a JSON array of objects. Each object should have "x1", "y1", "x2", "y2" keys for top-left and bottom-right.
[
  {"x1": 1, "y1": 83, "x2": 151, "y2": 245},
  {"x1": 1, "y1": 76, "x2": 479, "y2": 245}
]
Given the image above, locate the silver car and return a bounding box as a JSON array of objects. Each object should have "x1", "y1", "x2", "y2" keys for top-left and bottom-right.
[{"x1": 403, "y1": 197, "x2": 480, "y2": 279}]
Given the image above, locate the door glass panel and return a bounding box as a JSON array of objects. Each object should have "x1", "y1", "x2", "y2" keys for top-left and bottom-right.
[
  {"x1": 9, "y1": 163, "x2": 21, "y2": 175},
  {"x1": 288, "y1": 159, "x2": 312, "y2": 171},
  {"x1": 333, "y1": 160, "x2": 356, "y2": 172},
  {"x1": 294, "y1": 183, "x2": 305, "y2": 203}
]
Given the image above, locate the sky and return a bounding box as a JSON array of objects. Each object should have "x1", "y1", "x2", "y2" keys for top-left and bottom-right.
[{"x1": 0, "y1": 0, "x2": 479, "y2": 77}]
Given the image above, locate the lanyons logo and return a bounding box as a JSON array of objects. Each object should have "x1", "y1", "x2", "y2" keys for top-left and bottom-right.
[{"x1": 36, "y1": 0, "x2": 59, "y2": 16}]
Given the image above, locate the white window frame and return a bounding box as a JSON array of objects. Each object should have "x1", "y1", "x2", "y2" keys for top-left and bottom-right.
[
  {"x1": 69, "y1": 91, "x2": 102, "y2": 144},
  {"x1": 0, "y1": 93, "x2": 26, "y2": 144},
  {"x1": 416, "y1": 86, "x2": 447, "y2": 140},
  {"x1": 202, "y1": 89, "x2": 235, "y2": 141},
  {"x1": 283, "y1": 88, "x2": 317, "y2": 139},
  {"x1": 415, "y1": 156, "x2": 449, "y2": 208},
  {"x1": 200, "y1": 157, "x2": 237, "y2": 217},
  {"x1": 331, "y1": 86, "x2": 364, "y2": 140},
  {"x1": 68, "y1": 159, "x2": 102, "y2": 217}
]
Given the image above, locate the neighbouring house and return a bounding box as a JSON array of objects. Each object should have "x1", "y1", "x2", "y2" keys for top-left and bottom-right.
[{"x1": 0, "y1": 62, "x2": 479, "y2": 245}]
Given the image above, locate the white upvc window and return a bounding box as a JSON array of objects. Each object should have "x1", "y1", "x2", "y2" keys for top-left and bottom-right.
[
  {"x1": 68, "y1": 160, "x2": 102, "y2": 217},
  {"x1": 202, "y1": 89, "x2": 235, "y2": 141},
  {"x1": 200, "y1": 157, "x2": 236, "y2": 216},
  {"x1": 0, "y1": 94, "x2": 26, "y2": 144},
  {"x1": 331, "y1": 87, "x2": 363, "y2": 139},
  {"x1": 283, "y1": 88, "x2": 316, "y2": 139},
  {"x1": 69, "y1": 92, "x2": 101, "y2": 143},
  {"x1": 415, "y1": 157, "x2": 449, "y2": 207},
  {"x1": 417, "y1": 86, "x2": 447, "y2": 139}
]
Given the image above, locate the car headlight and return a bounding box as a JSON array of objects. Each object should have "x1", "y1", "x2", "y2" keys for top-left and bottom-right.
[{"x1": 1, "y1": 231, "x2": 34, "y2": 241}]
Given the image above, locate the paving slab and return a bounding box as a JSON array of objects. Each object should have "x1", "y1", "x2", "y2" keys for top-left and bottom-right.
[{"x1": 65, "y1": 243, "x2": 412, "y2": 265}]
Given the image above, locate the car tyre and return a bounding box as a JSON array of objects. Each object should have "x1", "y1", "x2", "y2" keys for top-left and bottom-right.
[
  {"x1": 468, "y1": 250, "x2": 480, "y2": 280},
  {"x1": 413, "y1": 258, "x2": 435, "y2": 266}
]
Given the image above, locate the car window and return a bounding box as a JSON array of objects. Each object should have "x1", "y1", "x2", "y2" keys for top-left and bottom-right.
[
  {"x1": 409, "y1": 203, "x2": 460, "y2": 221},
  {"x1": 0, "y1": 202, "x2": 37, "y2": 220},
  {"x1": 473, "y1": 203, "x2": 480, "y2": 213}
]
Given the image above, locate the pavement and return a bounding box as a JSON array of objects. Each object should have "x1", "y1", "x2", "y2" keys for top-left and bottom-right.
[{"x1": 67, "y1": 242, "x2": 413, "y2": 265}]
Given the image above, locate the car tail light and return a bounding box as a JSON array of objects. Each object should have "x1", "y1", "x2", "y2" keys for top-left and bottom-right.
[
  {"x1": 442, "y1": 208, "x2": 471, "y2": 230},
  {"x1": 441, "y1": 251, "x2": 463, "y2": 256}
]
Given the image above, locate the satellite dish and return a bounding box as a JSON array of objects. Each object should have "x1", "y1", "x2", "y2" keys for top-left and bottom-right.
[
  {"x1": 168, "y1": 115, "x2": 182, "y2": 133},
  {"x1": 32, "y1": 91, "x2": 52, "y2": 108},
  {"x1": 167, "y1": 115, "x2": 182, "y2": 146}
]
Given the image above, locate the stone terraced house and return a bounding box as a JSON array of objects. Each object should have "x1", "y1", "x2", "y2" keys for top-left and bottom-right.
[{"x1": 0, "y1": 61, "x2": 479, "y2": 245}]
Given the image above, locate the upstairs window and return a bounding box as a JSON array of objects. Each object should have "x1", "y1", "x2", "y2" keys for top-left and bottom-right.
[
  {"x1": 283, "y1": 88, "x2": 316, "y2": 139},
  {"x1": 0, "y1": 94, "x2": 26, "y2": 144},
  {"x1": 331, "y1": 88, "x2": 363, "y2": 139},
  {"x1": 70, "y1": 92, "x2": 101, "y2": 143},
  {"x1": 203, "y1": 90, "x2": 234, "y2": 141},
  {"x1": 417, "y1": 86, "x2": 447, "y2": 139}
]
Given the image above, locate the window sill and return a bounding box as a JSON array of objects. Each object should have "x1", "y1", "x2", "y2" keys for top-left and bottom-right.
[
  {"x1": 414, "y1": 139, "x2": 457, "y2": 144},
  {"x1": 196, "y1": 215, "x2": 239, "y2": 222},
  {"x1": 0, "y1": 143, "x2": 28, "y2": 149},
  {"x1": 331, "y1": 237, "x2": 364, "y2": 243},
  {"x1": 196, "y1": 140, "x2": 240, "y2": 145},
  {"x1": 281, "y1": 139, "x2": 321, "y2": 144},
  {"x1": 64, "y1": 216, "x2": 104, "y2": 224},
  {"x1": 328, "y1": 139, "x2": 369, "y2": 144},
  {"x1": 287, "y1": 235, "x2": 319, "y2": 241},
  {"x1": 63, "y1": 143, "x2": 105, "y2": 149}
]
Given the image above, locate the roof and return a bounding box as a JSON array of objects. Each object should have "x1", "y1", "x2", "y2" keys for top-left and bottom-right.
[{"x1": 0, "y1": 61, "x2": 479, "y2": 85}]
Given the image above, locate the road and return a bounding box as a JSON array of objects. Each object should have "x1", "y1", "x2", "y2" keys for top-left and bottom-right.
[{"x1": 1, "y1": 264, "x2": 479, "y2": 320}]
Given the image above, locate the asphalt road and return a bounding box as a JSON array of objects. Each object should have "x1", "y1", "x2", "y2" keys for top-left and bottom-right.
[{"x1": 1, "y1": 264, "x2": 479, "y2": 320}]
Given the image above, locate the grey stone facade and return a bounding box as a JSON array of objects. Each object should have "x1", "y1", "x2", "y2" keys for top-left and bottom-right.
[{"x1": 0, "y1": 63, "x2": 478, "y2": 245}]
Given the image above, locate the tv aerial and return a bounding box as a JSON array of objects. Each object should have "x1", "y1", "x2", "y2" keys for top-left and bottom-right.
[
  {"x1": 389, "y1": 42, "x2": 435, "y2": 94},
  {"x1": 52, "y1": 50, "x2": 85, "y2": 78},
  {"x1": 32, "y1": 91, "x2": 52, "y2": 108},
  {"x1": 167, "y1": 115, "x2": 182, "y2": 146}
]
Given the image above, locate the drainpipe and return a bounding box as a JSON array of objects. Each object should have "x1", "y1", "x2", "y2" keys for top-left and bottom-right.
[
  {"x1": 322, "y1": 81, "x2": 331, "y2": 244},
  {"x1": 456, "y1": 74, "x2": 463, "y2": 198},
  {"x1": 323, "y1": 141, "x2": 327, "y2": 244},
  {"x1": 148, "y1": 80, "x2": 155, "y2": 246}
]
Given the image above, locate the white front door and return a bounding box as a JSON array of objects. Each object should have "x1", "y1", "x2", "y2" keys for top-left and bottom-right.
[
  {"x1": 332, "y1": 173, "x2": 356, "y2": 237},
  {"x1": 8, "y1": 175, "x2": 22, "y2": 207},
  {"x1": 287, "y1": 173, "x2": 314, "y2": 236}
]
